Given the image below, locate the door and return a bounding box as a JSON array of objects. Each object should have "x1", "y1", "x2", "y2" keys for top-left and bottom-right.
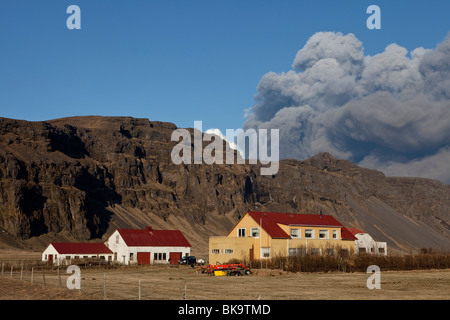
[
  {"x1": 137, "y1": 252, "x2": 151, "y2": 265},
  {"x1": 48, "y1": 254, "x2": 53, "y2": 264},
  {"x1": 169, "y1": 252, "x2": 182, "y2": 265}
]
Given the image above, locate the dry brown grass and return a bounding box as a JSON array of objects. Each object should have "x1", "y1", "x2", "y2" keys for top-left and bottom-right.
[
  {"x1": 1, "y1": 264, "x2": 449, "y2": 300},
  {"x1": 1, "y1": 249, "x2": 449, "y2": 300}
]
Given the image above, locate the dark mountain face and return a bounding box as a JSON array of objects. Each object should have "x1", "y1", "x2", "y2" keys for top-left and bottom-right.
[{"x1": 0, "y1": 116, "x2": 449, "y2": 254}]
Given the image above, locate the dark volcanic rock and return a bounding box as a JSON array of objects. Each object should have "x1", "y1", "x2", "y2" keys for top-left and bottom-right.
[{"x1": 0, "y1": 116, "x2": 449, "y2": 254}]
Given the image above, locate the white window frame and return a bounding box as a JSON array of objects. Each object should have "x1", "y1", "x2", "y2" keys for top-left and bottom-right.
[
  {"x1": 319, "y1": 230, "x2": 329, "y2": 239},
  {"x1": 288, "y1": 247, "x2": 306, "y2": 256},
  {"x1": 290, "y1": 228, "x2": 300, "y2": 238},
  {"x1": 251, "y1": 227, "x2": 260, "y2": 238},
  {"x1": 305, "y1": 229, "x2": 314, "y2": 239},
  {"x1": 332, "y1": 230, "x2": 338, "y2": 239},
  {"x1": 261, "y1": 247, "x2": 270, "y2": 259},
  {"x1": 238, "y1": 228, "x2": 246, "y2": 237}
]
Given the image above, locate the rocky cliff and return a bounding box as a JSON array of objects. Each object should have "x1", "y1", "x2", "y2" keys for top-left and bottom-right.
[{"x1": 0, "y1": 116, "x2": 449, "y2": 255}]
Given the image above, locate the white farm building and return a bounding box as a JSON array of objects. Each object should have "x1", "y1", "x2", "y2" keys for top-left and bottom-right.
[
  {"x1": 105, "y1": 226, "x2": 191, "y2": 265},
  {"x1": 42, "y1": 226, "x2": 191, "y2": 266},
  {"x1": 348, "y1": 228, "x2": 388, "y2": 256},
  {"x1": 42, "y1": 242, "x2": 113, "y2": 266}
]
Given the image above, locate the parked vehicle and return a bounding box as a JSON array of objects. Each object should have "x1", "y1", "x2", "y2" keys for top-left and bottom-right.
[{"x1": 178, "y1": 255, "x2": 197, "y2": 265}]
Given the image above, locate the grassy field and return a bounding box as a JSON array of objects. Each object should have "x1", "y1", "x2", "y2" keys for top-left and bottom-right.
[{"x1": 1, "y1": 263, "x2": 449, "y2": 300}]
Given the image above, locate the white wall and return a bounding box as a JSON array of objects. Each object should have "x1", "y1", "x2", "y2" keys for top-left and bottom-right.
[
  {"x1": 355, "y1": 233, "x2": 387, "y2": 255},
  {"x1": 42, "y1": 244, "x2": 59, "y2": 263},
  {"x1": 105, "y1": 230, "x2": 190, "y2": 265},
  {"x1": 42, "y1": 244, "x2": 113, "y2": 266}
]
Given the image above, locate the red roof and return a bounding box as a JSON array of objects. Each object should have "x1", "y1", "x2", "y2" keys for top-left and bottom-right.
[
  {"x1": 347, "y1": 227, "x2": 366, "y2": 235},
  {"x1": 245, "y1": 211, "x2": 357, "y2": 240},
  {"x1": 341, "y1": 227, "x2": 359, "y2": 240},
  {"x1": 51, "y1": 243, "x2": 113, "y2": 254},
  {"x1": 117, "y1": 227, "x2": 191, "y2": 247}
]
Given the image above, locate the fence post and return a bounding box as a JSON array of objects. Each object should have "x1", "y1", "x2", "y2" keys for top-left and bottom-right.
[
  {"x1": 31, "y1": 267, "x2": 34, "y2": 284},
  {"x1": 103, "y1": 273, "x2": 107, "y2": 299},
  {"x1": 138, "y1": 278, "x2": 141, "y2": 300},
  {"x1": 58, "y1": 268, "x2": 62, "y2": 288},
  {"x1": 10, "y1": 266, "x2": 13, "y2": 278},
  {"x1": 42, "y1": 269, "x2": 46, "y2": 287},
  {"x1": 1, "y1": 262, "x2": 4, "y2": 277},
  {"x1": 20, "y1": 266, "x2": 23, "y2": 280}
]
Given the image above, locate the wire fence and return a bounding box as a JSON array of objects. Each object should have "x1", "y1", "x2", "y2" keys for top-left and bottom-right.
[{"x1": 0, "y1": 262, "x2": 205, "y2": 300}]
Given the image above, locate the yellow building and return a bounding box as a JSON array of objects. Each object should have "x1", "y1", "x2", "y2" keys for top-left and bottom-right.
[{"x1": 209, "y1": 211, "x2": 357, "y2": 264}]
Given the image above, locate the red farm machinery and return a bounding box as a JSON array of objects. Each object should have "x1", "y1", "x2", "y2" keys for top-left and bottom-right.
[{"x1": 199, "y1": 263, "x2": 252, "y2": 276}]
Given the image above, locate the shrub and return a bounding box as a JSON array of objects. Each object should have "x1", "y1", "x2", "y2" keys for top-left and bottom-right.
[{"x1": 233, "y1": 247, "x2": 450, "y2": 273}]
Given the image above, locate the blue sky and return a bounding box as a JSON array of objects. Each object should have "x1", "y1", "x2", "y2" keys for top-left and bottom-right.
[{"x1": 1, "y1": 0, "x2": 449, "y2": 134}]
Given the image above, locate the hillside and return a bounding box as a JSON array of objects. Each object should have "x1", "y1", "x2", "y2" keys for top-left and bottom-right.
[{"x1": 0, "y1": 116, "x2": 449, "y2": 256}]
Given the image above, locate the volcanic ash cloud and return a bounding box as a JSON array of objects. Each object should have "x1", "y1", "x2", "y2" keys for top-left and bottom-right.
[{"x1": 243, "y1": 32, "x2": 450, "y2": 183}]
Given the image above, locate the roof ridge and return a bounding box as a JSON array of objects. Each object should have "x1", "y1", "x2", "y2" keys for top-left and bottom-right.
[
  {"x1": 117, "y1": 227, "x2": 191, "y2": 247},
  {"x1": 247, "y1": 211, "x2": 354, "y2": 239}
]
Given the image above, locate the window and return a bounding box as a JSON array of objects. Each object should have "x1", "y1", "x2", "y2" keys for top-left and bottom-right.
[
  {"x1": 289, "y1": 247, "x2": 306, "y2": 256},
  {"x1": 225, "y1": 249, "x2": 233, "y2": 254},
  {"x1": 211, "y1": 249, "x2": 219, "y2": 254},
  {"x1": 238, "y1": 228, "x2": 246, "y2": 237},
  {"x1": 130, "y1": 253, "x2": 134, "y2": 261},
  {"x1": 305, "y1": 229, "x2": 314, "y2": 238},
  {"x1": 261, "y1": 247, "x2": 270, "y2": 259},
  {"x1": 319, "y1": 230, "x2": 329, "y2": 239},
  {"x1": 153, "y1": 253, "x2": 167, "y2": 261},
  {"x1": 310, "y1": 248, "x2": 321, "y2": 256},
  {"x1": 251, "y1": 227, "x2": 259, "y2": 237},
  {"x1": 332, "y1": 230, "x2": 338, "y2": 239},
  {"x1": 326, "y1": 248, "x2": 336, "y2": 256},
  {"x1": 290, "y1": 228, "x2": 300, "y2": 238}
]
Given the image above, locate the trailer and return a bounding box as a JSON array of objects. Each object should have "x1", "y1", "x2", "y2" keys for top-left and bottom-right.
[{"x1": 199, "y1": 263, "x2": 251, "y2": 276}]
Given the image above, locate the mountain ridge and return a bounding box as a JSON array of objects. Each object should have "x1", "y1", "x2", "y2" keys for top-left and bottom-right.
[{"x1": 0, "y1": 116, "x2": 449, "y2": 256}]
